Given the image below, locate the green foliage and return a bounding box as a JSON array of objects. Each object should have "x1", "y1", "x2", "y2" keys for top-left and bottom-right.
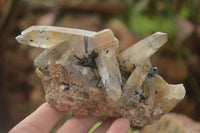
[
  {"x1": 60, "y1": 113, "x2": 72, "y2": 124},
  {"x1": 129, "y1": 14, "x2": 175, "y2": 38},
  {"x1": 88, "y1": 115, "x2": 107, "y2": 133},
  {"x1": 123, "y1": 0, "x2": 199, "y2": 40},
  {"x1": 131, "y1": 129, "x2": 140, "y2": 133},
  {"x1": 49, "y1": 129, "x2": 56, "y2": 133},
  {"x1": 50, "y1": 113, "x2": 72, "y2": 132},
  {"x1": 124, "y1": 0, "x2": 177, "y2": 39},
  {"x1": 179, "y1": 7, "x2": 190, "y2": 19},
  {"x1": 88, "y1": 121, "x2": 103, "y2": 133}
]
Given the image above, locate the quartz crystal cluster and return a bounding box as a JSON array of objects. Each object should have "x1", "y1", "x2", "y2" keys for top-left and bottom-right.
[{"x1": 16, "y1": 26, "x2": 185, "y2": 127}]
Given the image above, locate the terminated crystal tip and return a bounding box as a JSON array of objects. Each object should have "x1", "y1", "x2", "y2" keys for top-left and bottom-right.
[
  {"x1": 154, "y1": 32, "x2": 167, "y2": 35},
  {"x1": 117, "y1": 32, "x2": 168, "y2": 72},
  {"x1": 15, "y1": 26, "x2": 185, "y2": 127},
  {"x1": 15, "y1": 35, "x2": 25, "y2": 44}
]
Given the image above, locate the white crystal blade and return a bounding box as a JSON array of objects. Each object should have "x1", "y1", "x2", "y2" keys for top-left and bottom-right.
[{"x1": 118, "y1": 32, "x2": 168, "y2": 72}]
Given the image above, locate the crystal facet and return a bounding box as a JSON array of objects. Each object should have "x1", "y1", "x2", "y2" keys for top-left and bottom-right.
[{"x1": 16, "y1": 26, "x2": 185, "y2": 127}]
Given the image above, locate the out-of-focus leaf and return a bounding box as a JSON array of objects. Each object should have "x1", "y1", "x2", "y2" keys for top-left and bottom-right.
[
  {"x1": 128, "y1": 14, "x2": 176, "y2": 38},
  {"x1": 132, "y1": 0, "x2": 150, "y2": 15},
  {"x1": 179, "y1": 7, "x2": 190, "y2": 18}
]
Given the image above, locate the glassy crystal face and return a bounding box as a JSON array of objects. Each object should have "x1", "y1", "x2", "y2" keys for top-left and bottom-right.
[{"x1": 16, "y1": 26, "x2": 185, "y2": 127}]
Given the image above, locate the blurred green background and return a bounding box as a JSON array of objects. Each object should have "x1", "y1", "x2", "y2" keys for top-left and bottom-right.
[{"x1": 0, "y1": 0, "x2": 200, "y2": 132}]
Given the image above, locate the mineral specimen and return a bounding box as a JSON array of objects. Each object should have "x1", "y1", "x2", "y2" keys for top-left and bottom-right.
[{"x1": 16, "y1": 26, "x2": 186, "y2": 127}]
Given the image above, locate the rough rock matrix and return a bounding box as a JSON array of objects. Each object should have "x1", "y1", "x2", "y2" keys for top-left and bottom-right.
[{"x1": 16, "y1": 26, "x2": 186, "y2": 127}]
